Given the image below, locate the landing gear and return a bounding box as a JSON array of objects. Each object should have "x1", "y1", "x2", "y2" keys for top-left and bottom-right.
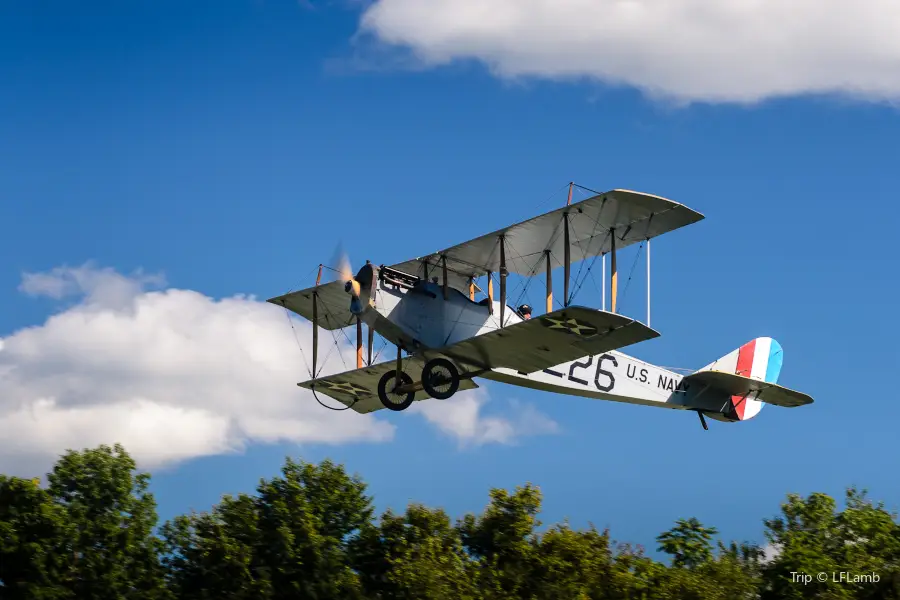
[
  {"x1": 377, "y1": 370, "x2": 414, "y2": 411},
  {"x1": 422, "y1": 358, "x2": 460, "y2": 400}
]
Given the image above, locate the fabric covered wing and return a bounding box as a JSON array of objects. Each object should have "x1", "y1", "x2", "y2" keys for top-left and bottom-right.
[
  {"x1": 390, "y1": 189, "x2": 703, "y2": 287},
  {"x1": 682, "y1": 371, "x2": 813, "y2": 408},
  {"x1": 268, "y1": 280, "x2": 353, "y2": 331},
  {"x1": 432, "y1": 306, "x2": 658, "y2": 374},
  {"x1": 268, "y1": 189, "x2": 702, "y2": 323},
  {"x1": 297, "y1": 356, "x2": 480, "y2": 414}
]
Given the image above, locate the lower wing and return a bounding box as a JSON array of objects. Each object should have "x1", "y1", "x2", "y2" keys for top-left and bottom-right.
[{"x1": 297, "y1": 356, "x2": 480, "y2": 414}]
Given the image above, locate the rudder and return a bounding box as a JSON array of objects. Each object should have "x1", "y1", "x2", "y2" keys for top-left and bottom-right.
[{"x1": 698, "y1": 337, "x2": 783, "y2": 420}]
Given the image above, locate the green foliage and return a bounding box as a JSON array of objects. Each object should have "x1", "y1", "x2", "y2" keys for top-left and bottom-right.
[
  {"x1": 528, "y1": 523, "x2": 614, "y2": 599},
  {"x1": 760, "y1": 488, "x2": 900, "y2": 600},
  {"x1": 161, "y1": 457, "x2": 371, "y2": 599},
  {"x1": 351, "y1": 503, "x2": 478, "y2": 599},
  {"x1": 0, "y1": 475, "x2": 73, "y2": 599},
  {"x1": 3, "y1": 445, "x2": 900, "y2": 600},
  {"x1": 458, "y1": 484, "x2": 543, "y2": 598},
  {"x1": 1, "y1": 444, "x2": 168, "y2": 600},
  {"x1": 656, "y1": 517, "x2": 719, "y2": 568}
]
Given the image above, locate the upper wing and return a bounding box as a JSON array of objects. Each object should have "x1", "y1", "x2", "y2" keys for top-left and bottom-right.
[
  {"x1": 269, "y1": 189, "x2": 702, "y2": 328},
  {"x1": 269, "y1": 280, "x2": 354, "y2": 331},
  {"x1": 391, "y1": 189, "x2": 704, "y2": 288},
  {"x1": 297, "y1": 355, "x2": 480, "y2": 414},
  {"x1": 682, "y1": 371, "x2": 814, "y2": 408},
  {"x1": 432, "y1": 306, "x2": 658, "y2": 374}
]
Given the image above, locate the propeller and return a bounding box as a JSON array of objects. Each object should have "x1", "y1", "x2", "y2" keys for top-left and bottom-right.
[
  {"x1": 327, "y1": 243, "x2": 373, "y2": 316},
  {"x1": 321, "y1": 244, "x2": 376, "y2": 370},
  {"x1": 338, "y1": 251, "x2": 361, "y2": 298}
]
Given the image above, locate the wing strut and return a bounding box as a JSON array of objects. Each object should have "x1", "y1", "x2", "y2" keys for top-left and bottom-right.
[
  {"x1": 544, "y1": 249, "x2": 552, "y2": 314},
  {"x1": 312, "y1": 264, "x2": 323, "y2": 377},
  {"x1": 644, "y1": 213, "x2": 654, "y2": 327},
  {"x1": 441, "y1": 255, "x2": 449, "y2": 300},
  {"x1": 610, "y1": 228, "x2": 618, "y2": 313},
  {"x1": 563, "y1": 212, "x2": 571, "y2": 307},
  {"x1": 646, "y1": 238, "x2": 651, "y2": 327},
  {"x1": 487, "y1": 271, "x2": 494, "y2": 315},
  {"x1": 564, "y1": 181, "x2": 573, "y2": 307},
  {"x1": 499, "y1": 235, "x2": 507, "y2": 327},
  {"x1": 601, "y1": 255, "x2": 606, "y2": 310},
  {"x1": 356, "y1": 317, "x2": 363, "y2": 369}
]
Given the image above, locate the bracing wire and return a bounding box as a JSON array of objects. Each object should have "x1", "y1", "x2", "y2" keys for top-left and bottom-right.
[
  {"x1": 279, "y1": 269, "x2": 357, "y2": 411},
  {"x1": 619, "y1": 242, "x2": 644, "y2": 307},
  {"x1": 568, "y1": 216, "x2": 605, "y2": 304},
  {"x1": 535, "y1": 181, "x2": 576, "y2": 209},
  {"x1": 285, "y1": 264, "x2": 323, "y2": 295},
  {"x1": 573, "y1": 182, "x2": 605, "y2": 197},
  {"x1": 567, "y1": 230, "x2": 610, "y2": 306},
  {"x1": 282, "y1": 307, "x2": 313, "y2": 380}
]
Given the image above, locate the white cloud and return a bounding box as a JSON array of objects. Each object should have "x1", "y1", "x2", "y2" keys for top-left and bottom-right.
[
  {"x1": 0, "y1": 264, "x2": 557, "y2": 475},
  {"x1": 762, "y1": 542, "x2": 782, "y2": 563},
  {"x1": 355, "y1": 0, "x2": 900, "y2": 104},
  {"x1": 412, "y1": 394, "x2": 560, "y2": 447}
]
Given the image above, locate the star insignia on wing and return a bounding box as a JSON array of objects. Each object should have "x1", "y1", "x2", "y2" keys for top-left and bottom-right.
[
  {"x1": 318, "y1": 380, "x2": 372, "y2": 397},
  {"x1": 542, "y1": 316, "x2": 599, "y2": 338}
]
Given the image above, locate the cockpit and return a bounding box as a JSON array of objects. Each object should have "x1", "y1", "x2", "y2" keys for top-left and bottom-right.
[{"x1": 387, "y1": 268, "x2": 532, "y2": 321}]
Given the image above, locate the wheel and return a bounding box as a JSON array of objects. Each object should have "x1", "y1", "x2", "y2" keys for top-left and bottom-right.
[
  {"x1": 422, "y1": 358, "x2": 460, "y2": 400},
  {"x1": 377, "y1": 370, "x2": 415, "y2": 411}
]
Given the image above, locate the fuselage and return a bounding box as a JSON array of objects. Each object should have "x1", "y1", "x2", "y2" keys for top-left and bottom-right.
[{"x1": 365, "y1": 277, "x2": 733, "y2": 417}]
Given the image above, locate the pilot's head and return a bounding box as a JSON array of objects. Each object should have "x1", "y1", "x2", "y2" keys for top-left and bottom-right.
[{"x1": 518, "y1": 304, "x2": 532, "y2": 320}]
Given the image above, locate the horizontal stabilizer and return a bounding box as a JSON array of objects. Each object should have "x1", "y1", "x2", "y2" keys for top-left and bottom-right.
[
  {"x1": 297, "y1": 356, "x2": 480, "y2": 414},
  {"x1": 683, "y1": 371, "x2": 813, "y2": 408},
  {"x1": 433, "y1": 306, "x2": 658, "y2": 374}
]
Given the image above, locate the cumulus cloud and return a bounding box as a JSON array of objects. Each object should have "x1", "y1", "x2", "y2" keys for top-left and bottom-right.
[
  {"x1": 0, "y1": 264, "x2": 557, "y2": 475},
  {"x1": 355, "y1": 0, "x2": 900, "y2": 104},
  {"x1": 413, "y1": 394, "x2": 560, "y2": 447},
  {"x1": 762, "y1": 542, "x2": 782, "y2": 563}
]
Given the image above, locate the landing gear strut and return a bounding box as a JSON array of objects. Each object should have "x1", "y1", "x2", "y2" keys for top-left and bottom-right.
[{"x1": 422, "y1": 358, "x2": 460, "y2": 400}]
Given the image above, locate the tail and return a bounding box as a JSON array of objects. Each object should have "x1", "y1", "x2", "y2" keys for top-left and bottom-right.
[{"x1": 696, "y1": 337, "x2": 783, "y2": 421}]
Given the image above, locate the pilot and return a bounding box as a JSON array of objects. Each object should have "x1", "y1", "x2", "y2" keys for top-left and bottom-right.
[{"x1": 518, "y1": 304, "x2": 532, "y2": 320}]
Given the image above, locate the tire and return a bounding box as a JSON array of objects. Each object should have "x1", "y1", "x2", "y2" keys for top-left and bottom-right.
[
  {"x1": 422, "y1": 358, "x2": 460, "y2": 400},
  {"x1": 377, "y1": 370, "x2": 415, "y2": 411}
]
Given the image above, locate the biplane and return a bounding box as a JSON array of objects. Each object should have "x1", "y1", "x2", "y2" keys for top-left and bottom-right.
[{"x1": 269, "y1": 185, "x2": 813, "y2": 430}]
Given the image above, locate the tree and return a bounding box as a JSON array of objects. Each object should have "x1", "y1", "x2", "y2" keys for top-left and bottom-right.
[
  {"x1": 760, "y1": 491, "x2": 851, "y2": 600},
  {"x1": 47, "y1": 444, "x2": 169, "y2": 599},
  {"x1": 160, "y1": 494, "x2": 263, "y2": 599},
  {"x1": 0, "y1": 475, "x2": 74, "y2": 600},
  {"x1": 14, "y1": 444, "x2": 900, "y2": 600},
  {"x1": 656, "y1": 517, "x2": 718, "y2": 569},
  {"x1": 528, "y1": 523, "x2": 615, "y2": 599},
  {"x1": 457, "y1": 484, "x2": 543, "y2": 598},
  {"x1": 760, "y1": 488, "x2": 900, "y2": 600},
  {"x1": 351, "y1": 503, "x2": 477, "y2": 600},
  {"x1": 162, "y1": 457, "x2": 372, "y2": 600}
]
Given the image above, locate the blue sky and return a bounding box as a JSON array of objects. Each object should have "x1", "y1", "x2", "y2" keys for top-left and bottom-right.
[{"x1": 2, "y1": 0, "x2": 900, "y2": 555}]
